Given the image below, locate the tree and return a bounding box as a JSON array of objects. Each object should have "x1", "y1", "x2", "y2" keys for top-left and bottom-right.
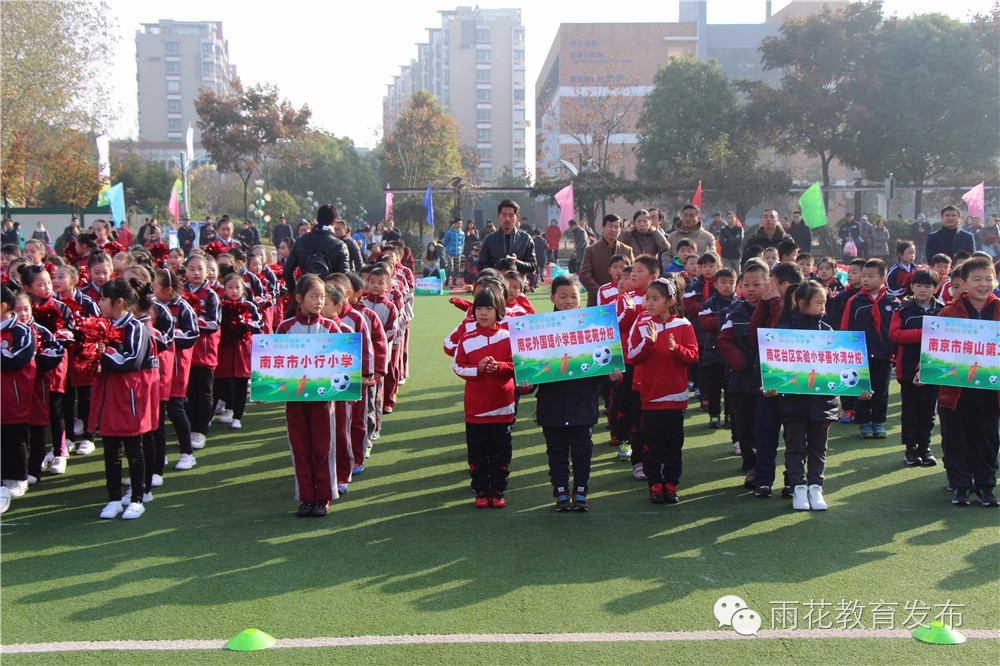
[
  {"x1": 1, "y1": 0, "x2": 116, "y2": 212},
  {"x1": 195, "y1": 80, "x2": 311, "y2": 213},
  {"x1": 43, "y1": 131, "x2": 104, "y2": 213},
  {"x1": 845, "y1": 14, "x2": 1000, "y2": 213},
  {"x1": 739, "y1": 2, "x2": 885, "y2": 204},
  {"x1": 112, "y1": 150, "x2": 176, "y2": 212}
]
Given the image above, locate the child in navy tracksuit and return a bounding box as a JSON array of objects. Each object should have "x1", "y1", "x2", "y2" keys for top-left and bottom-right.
[
  {"x1": 827, "y1": 258, "x2": 867, "y2": 423},
  {"x1": 841, "y1": 259, "x2": 900, "y2": 439},
  {"x1": 682, "y1": 252, "x2": 720, "y2": 410},
  {"x1": 89, "y1": 278, "x2": 160, "y2": 521},
  {"x1": 628, "y1": 277, "x2": 699, "y2": 504},
  {"x1": 452, "y1": 288, "x2": 515, "y2": 508},
  {"x1": 888, "y1": 268, "x2": 943, "y2": 467},
  {"x1": 772, "y1": 282, "x2": 837, "y2": 511},
  {"x1": 696, "y1": 267, "x2": 735, "y2": 431},
  {"x1": 885, "y1": 241, "x2": 917, "y2": 298},
  {"x1": 183, "y1": 254, "x2": 220, "y2": 449},
  {"x1": 522, "y1": 275, "x2": 622, "y2": 512}
]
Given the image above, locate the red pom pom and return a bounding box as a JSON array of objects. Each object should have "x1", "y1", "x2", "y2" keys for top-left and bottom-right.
[
  {"x1": 32, "y1": 301, "x2": 65, "y2": 334},
  {"x1": 71, "y1": 317, "x2": 123, "y2": 375},
  {"x1": 221, "y1": 300, "x2": 253, "y2": 343},
  {"x1": 76, "y1": 266, "x2": 90, "y2": 288},
  {"x1": 62, "y1": 240, "x2": 80, "y2": 266},
  {"x1": 204, "y1": 241, "x2": 228, "y2": 257},
  {"x1": 148, "y1": 242, "x2": 170, "y2": 265},
  {"x1": 103, "y1": 240, "x2": 124, "y2": 257},
  {"x1": 181, "y1": 290, "x2": 202, "y2": 314}
]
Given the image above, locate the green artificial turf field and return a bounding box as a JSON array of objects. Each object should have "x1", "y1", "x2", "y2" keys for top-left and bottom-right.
[{"x1": 1, "y1": 289, "x2": 998, "y2": 664}]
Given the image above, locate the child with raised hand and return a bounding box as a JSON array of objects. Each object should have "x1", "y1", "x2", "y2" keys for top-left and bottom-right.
[
  {"x1": 697, "y1": 267, "x2": 736, "y2": 431},
  {"x1": 275, "y1": 274, "x2": 342, "y2": 517},
  {"x1": 598, "y1": 254, "x2": 630, "y2": 306},
  {"x1": 90, "y1": 277, "x2": 159, "y2": 520},
  {"x1": 889, "y1": 268, "x2": 943, "y2": 467},
  {"x1": 452, "y1": 287, "x2": 515, "y2": 508},
  {"x1": 521, "y1": 275, "x2": 622, "y2": 512},
  {"x1": 1, "y1": 284, "x2": 35, "y2": 510},
  {"x1": 718, "y1": 259, "x2": 769, "y2": 488},
  {"x1": 768, "y1": 281, "x2": 836, "y2": 510},
  {"x1": 628, "y1": 276, "x2": 699, "y2": 504},
  {"x1": 216, "y1": 271, "x2": 263, "y2": 430},
  {"x1": 886, "y1": 241, "x2": 917, "y2": 298},
  {"x1": 936, "y1": 257, "x2": 1000, "y2": 507},
  {"x1": 841, "y1": 259, "x2": 900, "y2": 440},
  {"x1": 183, "y1": 254, "x2": 220, "y2": 450}
]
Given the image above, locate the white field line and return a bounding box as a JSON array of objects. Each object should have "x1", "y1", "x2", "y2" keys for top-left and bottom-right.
[{"x1": 3, "y1": 629, "x2": 999, "y2": 653}]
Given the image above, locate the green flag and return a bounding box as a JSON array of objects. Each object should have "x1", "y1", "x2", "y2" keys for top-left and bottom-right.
[{"x1": 797, "y1": 182, "x2": 827, "y2": 229}]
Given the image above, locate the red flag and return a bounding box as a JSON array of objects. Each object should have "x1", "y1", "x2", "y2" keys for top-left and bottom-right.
[{"x1": 692, "y1": 181, "x2": 702, "y2": 210}]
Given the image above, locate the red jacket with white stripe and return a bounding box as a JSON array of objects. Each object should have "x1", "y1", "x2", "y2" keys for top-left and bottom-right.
[
  {"x1": 185, "y1": 282, "x2": 221, "y2": 369},
  {"x1": 336, "y1": 302, "x2": 375, "y2": 377},
  {"x1": 444, "y1": 314, "x2": 509, "y2": 357},
  {"x1": 358, "y1": 304, "x2": 388, "y2": 375},
  {"x1": 88, "y1": 312, "x2": 159, "y2": 437},
  {"x1": 163, "y1": 295, "x2": 199, "y2": 398},
  {"x1": 616, "y1": 289, "x2": 646, "y2": 364},
  {"x1": 597, "y1": 281, "x2": 619, "y2": 306},
  {"x1": 452, "y1": 324, "x2": 515, "y2": 423},
  {"x1": 626, "y1": 311, "x2": 699, "y2": 410},
  {"x1": 363, "y1": 294, "x2": 399, "y2": 346},
  {"x1": 1, "y1": 317, "x2": 36, "y2": 424},
  {"x1": 275, "y1": 310, "x2": 341, "y2": 335}
]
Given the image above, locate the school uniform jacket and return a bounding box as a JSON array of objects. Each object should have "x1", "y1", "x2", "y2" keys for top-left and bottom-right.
[
  {"x1": 504, "y1": 301, "x2": 532, "y2": 317},
  {"x1": 825, "y1": 285, "x2": 857, "y2": 329},
  {"x1": 717, "y1": 298, "x2": 761, "y2": 394},
  {"x1": 146, "y1": 301, "x2": 175, "y2": 401},
  {"x1": 88, "y1": 312, "x2": 159, "y2": 437},
  {"x1": 452, "y1": 324, "x2": 515, "y2": 423},
  {"x1": 32, "y1": 295, "x2": 74, "y2": 393},
  {"x1": 886, "y1": 261, "x2": 916, "y2": 298},
  {"x1": 697, "y1": 293, "x2": 734, "y2": 367},
  {"x1": 514, "y1": 293, "x2": 535, "y2": 314},
  {"x1": 334, "y1": 302, "x2": 375, "y2": 378},
  {"x1": 27, "y1": 320, "x2": 65, "y2": 426},
  {"x1": 683, "y1": 275, "x2": 717, "y2": 345},
  {"x1": 358, "y1": 304, "x2": 389, "y2": 376},
  {"x1": 185, "y1": 282, "x2": 221, "y2": 369},
  {"x1": 840, "y1": 285, "x2": 900, "y2": 361},
  {"x1": 776, "y1": 312, "x2": 839, "y2": 423},
  {"x1": 163, "y1": 295, "x2": 199, "y2": 398},
  {"x1": 597, "y1": 281, "x2": 619, "y2": 307},
  {"x1": 275, "y1": 310, "x2": 341, "y2": 335},
  {"x1": 81, "y1": 281, "x2": 102, "y2": 303},
  {"x1": 889, "y1": 296, "x2": 944, "y2": 381},
  {"x1": 363, "y1": 294, "x2": 399, "y2": 346},
  {"x1": 216, "y1": 297, "x2": 263, "y2": 380},
  {"x1": 616, "y1": 289, "x2": 646, "y2": 364},
  {"x1": 626, "y1": 311, "x2": 699, "y2": 410},
  {"x1": 60, "y1": 289, "x2": 99, "y2": 391},
  {"x1": 937, "y1": 294, "x2": 1000, "y2": 411},
  {"x1": 1, "y1": 317, "x2": 36, "y2": 424}
]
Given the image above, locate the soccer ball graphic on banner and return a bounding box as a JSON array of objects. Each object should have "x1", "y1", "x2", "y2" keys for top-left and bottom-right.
[
  {"x1": 840, "y1": 369, "x2": 860, "y2": 388},
  {"x1": 331, "y1": 373, "x2": 351, "y2": 393},
  {"x1": 316, "y1": 386, "x2": 328, "y2": 396},
  {"x1": 580, "y1": 363, "x2": 591, "y2": 373},
  {"x1": 592, "y1": 346, "x2": 612, "y2": 366},
  {"x1": 827, "y1": 381, "x2": 839, "y2": 391}
]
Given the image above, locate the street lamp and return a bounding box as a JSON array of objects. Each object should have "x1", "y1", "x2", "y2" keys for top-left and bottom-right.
[{"x1": 247, "y1": 179, "x2": 271, "y2": 240}]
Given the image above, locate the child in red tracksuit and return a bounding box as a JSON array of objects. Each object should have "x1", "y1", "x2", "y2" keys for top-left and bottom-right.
[
  {"x1": 54, "y1": 264, "x2": 100, "y2": 456},
  {"x1": 183, "y1": 254, "x2": 220, "y2": 449},
  {"x1": 320, "y1": 284, "x2": 353, "y2": 494},
  {"x1": 153, "y1": 268, "x2": 200, "y2": 471},
  {"x1": 2, "y1": 285, "x2": 36, "y2": 506},
  {"x1": 452, "y1": 288, "x2": 515, "y2": 508},
  {"x1": 627, "y1": 277, "x2": 698, "y2": 504},
  {"x1": 89, "y1": 277, "x2": 160, "y2": 521},
  {"x1": 216, "y1": 272, "x2": 263, "y2": 430},
  {"x1": 276, "y1": 274, "x2": 341, "y2": 517},
  {"x1": 363, "y1": 266, "x2": 399, "y2": 416}
]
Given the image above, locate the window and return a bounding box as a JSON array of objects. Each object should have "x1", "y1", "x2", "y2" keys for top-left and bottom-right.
[
  {"x1": 476, "y1": 128, "x2": 491, "y2": 142},
  {"x1": 477, "y1": 148, "x2": 491, "y2": 162},
  {"x1": 477, "y1": 108, "x2": 491, "y2": 122},
  {"x1": 514, "y1": 50, "x2": 525, "y2": 65},
  {"x1": 202, "y1": 42, "x2": 214, "y2": 55},
  {"x1": 168, "y1": 118, "x2": 182, "y2": 130},
  {"x1": 476, "y1": 88, "x2": 491, "y2": 101},
  {"x1": 202, "y1": 61, "x2": 214, "y2": 76},
  {"x1": 476, "y1": 48, "x2": 490, "y2": 63},
  {"x1": 513, "y1": 88, "x2": 525, "y2": 102},
  {"x1": 167, "y1": 99, "x2": 182, "y2": 112},
  {"x1": 513, "y1": 29, "x2": 525, "y2": 45},
  {"x1": 476, "y1": 28, "x2": 490, "y2": 42},
  {"x1": 514, "y1": 148, "x2": 526, "y2": 163},
  {"x1": 476, "y1": 69, "x2": 491, "y2": 82},
  {"x1": 515, "y1": 129, "x2": 525, "y2": 143},
  {"x1": 166, "y1": 41, "x2": 179, "y2": 54},
  {"x1": 167, "y1": 80, "x2": 180, "y2": 92},
  {"x1": 147, "y1": 56, "x2": 161, "y2": 62},
  {"x1": 166, "y1": 61, "x2": 180, "y2": 74}
]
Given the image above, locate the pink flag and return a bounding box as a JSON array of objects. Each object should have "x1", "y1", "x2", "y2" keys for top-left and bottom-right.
[
  {"x1": 554, "y1": 183, "x2": 574, "y2": 230},
  {"x1": 385, "y1": 189, "x2": 394, "y2": 222},
  {"x1": 167, "y1": 181, "x2": 180, "y2": 223},
  {"x1": 692, "y1": 181, "x2": 703, "y2": 210},
  {"x1": 962, "y1": 182, "x2": 985, "y2": 221}
]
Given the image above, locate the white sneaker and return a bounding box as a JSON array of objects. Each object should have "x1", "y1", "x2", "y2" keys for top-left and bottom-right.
[
  {"x1": 6, "y1": 479, "x2": 28, "y2": 497},
  {"x1": 48, "y1": 456, "x2": 67, "y2": 475},
  {"x1": 174, "y1": 453, "x2": 196, "y2": 470},
  {"x1": 0, "y1": 487, "x2": 10, "y2": 514},
  {"x1": 732, "y1": 441, "x2": 742, "y2": 456},
  {"x1": 808, "y1": 484, "x2": 828, "y2": 510},
  {"x1": 399, "y1": 378, "x2": 407, "y2": 385},
  {"x1": 121, "y1": 502, "x2": 145, "y2": 520},
  {"x1": 75, "y1": 440, "x2": 95, "y2": 455},
  {"x1": 214, "y1": 401, "x2": 227, "y2": 415},
  {"x1": 792, "y1": 484, "x2": 810, "y2": 511},
  {"x1": 216, "y1": 409, "x2": 234, "y2": 424},
  {"x1": 150, "y1": 474, "x2": 163, "y2": 487},
  {"x1": 190, "y1": 433, "x2": 206, "y2": 449},
  {"x1": 43, "y1": 451, "x2": 54, "y2": 471},
  {"x1": 26, "y1": 475, "x2": 38, "y2": 486},
  {"x1": 632, "y1": 463, "x2": 646, "y2": 481},
  {"x1": 73, "y1": 418, "x2": 85, "y2": 437},
  {"x1": 121, "y1": 491, "x2": 153, "y2": 505},
  {"x1": 230, "y1": 419, "x2": 242, "y2": 429},
  {"x1": 99, "y1": 501, "x2": 123, "y2": 519}
]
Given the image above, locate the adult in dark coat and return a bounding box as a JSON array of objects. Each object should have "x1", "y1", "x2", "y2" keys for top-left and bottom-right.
[
  {"x1": 334, "y1": 219, "x2": 365, "y2": 272},
  {"x1": 271, "y1": 216, "x2": 293, "y2": 248},
  {"x1": 925, "y1": 205, "x2": 976, "y2": 261},
  {"x1": 787, "y1": 210, "x2": 812, "y2": 252},
  {"x1": 476, "y1": 199, "x2": 536, "y2": 275},
  {"x1": 742, "y1": 209, "x2": 788, "y2": 265},
  {"x1": 177, "y1": 218, "x2": 196, "y2": 254},
  {"x1": 283, "y1": 204, "x2": 350, "y2": 293}
]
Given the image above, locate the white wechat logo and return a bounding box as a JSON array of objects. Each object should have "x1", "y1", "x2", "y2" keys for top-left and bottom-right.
[{"x1": 714, "y1": 595, "x2": 761, "y2": 636}]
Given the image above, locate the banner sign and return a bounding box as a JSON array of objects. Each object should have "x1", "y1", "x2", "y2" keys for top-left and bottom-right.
[
  {"x1": 415, "y1": 277, "x2": 443, "y2": 295},
  {"x1": 250, "y1": 333, "x2": 362, "y2": 402},
  {"x1": 757, "y1": 328, "x2": 871, "y2": 396},
  {"x1": 508, "y1": 305, "x2": 624, "y2": 385},
  {"x1": 919, "y1": 316, "x2": 1000, "y2": 389}
]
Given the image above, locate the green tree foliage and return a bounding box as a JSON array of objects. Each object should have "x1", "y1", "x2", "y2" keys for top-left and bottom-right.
[
  {"x1": 845, "y1": 14, "x2": 1000, "y2": 212},
  {"x1": 112, "y1": 149, "x2": 177, "y2": 212},
  {"x1": 195, "y1": 80, "x2": 311, "y2": 212}
]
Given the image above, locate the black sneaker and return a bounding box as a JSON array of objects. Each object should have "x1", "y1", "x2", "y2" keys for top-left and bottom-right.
[
  {"x1": 572, "y1": 493, "x2": 589, "y2": 512},
  {"x1": 297, "y1": 502, "x2": 314, "y2": 517},
  {"x1": 980, "y1": 490, "x2": 999, "y2": 508},
  {"x1": 554, "y1": 493, "x2": 571, "y2": 512},
  {"x1": 919, "y1": 450, "x2": 938, "y2": 467},
  {"x1": 904, "y1": 448, "x2": 921, "y2": 466},
  {"x1": 743, "y1": 470, "x2": 756, "y2": 489},
  {"x1": 952, "y1": 489, "x2": 971, "y2": 506},
  {"x1": 755, "y1": 485, "x2": 772, "y2": 498},
  {"x1": 781, "y1": 486, "x2": 793, "y2": 499},
  {"x1": 310, "y1": 500, "x2": 330, "y2": 517}
]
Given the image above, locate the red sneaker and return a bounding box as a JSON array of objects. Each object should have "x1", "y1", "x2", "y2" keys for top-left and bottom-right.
[
  {"x1": 649, "y1": 483, "x2": 665, "y2": 504},
  {"x1": 664, "y1": 483, "x2": 680, "y2": 504},
  {"x1": 490, "y1": 491, "x2": 507, "y2": 508},
  {"x1": 609, "y1": 436, "x2": 619, "y2": 447},
  {"x1": 473, "y1": 491, "x2": 490, "y2": 508}
]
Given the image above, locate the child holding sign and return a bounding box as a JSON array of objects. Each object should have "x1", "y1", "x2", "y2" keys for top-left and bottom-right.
[
  {"x1": 627, "y1": 277, "x2": 698, "y2": 504},
  {"x1": 452, "y1": 288, "x2": 515, "y2": 508},
  {"x1": 937, "y1": 257, "x2": 1000, "y2": 507},
  {"x1": 520, "y1": 275, "x2": 622, "y2": 512}
]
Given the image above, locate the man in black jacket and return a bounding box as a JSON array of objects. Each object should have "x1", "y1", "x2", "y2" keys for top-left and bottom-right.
[
  {"x1": 284, "y1": 204, "x2": 350, "y2": 293},
  {"x1": 476, "y1": 199, "x2": 537, "y2": 276},
  {"x1": 334, "y1": 218, "x2": 364, "y2": 272},
  {"x1": 177, "y1": 217, "x2": 196, "y2": 254}
]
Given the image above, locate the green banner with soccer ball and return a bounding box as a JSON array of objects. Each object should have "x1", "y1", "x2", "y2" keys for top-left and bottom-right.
[
  {"x1": 508, "y1": 306, "x2": 624, "y2": 386},
  {"x1": 250, "y1": 333, "x2": 362, "y2": 402},
  {"x1": 919, "y1": 316, "x2": 1000, "y2": 390},
  {"x1": 757, "y1": 328, "x2": 871, "y2": 396}
]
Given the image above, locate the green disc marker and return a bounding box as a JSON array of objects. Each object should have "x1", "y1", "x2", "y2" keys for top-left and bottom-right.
[
  {"x1": 912, "y1": 621, "x2": 966, "y2": 645},
  {"x1": 225, "y1": 628, "x2": 277, "y2": 651}
]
